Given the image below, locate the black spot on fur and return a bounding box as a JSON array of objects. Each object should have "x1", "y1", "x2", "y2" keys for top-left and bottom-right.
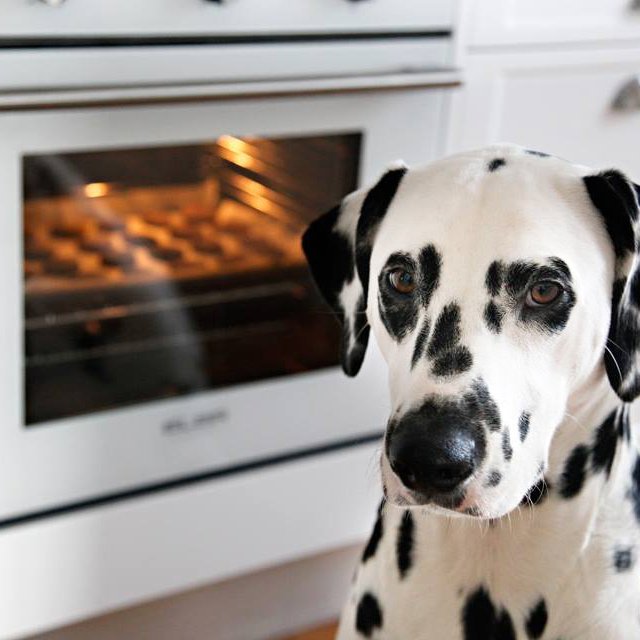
[
  {"x1": 522, "y1": 477, "x2": 549, "y2": 507},
  {"x1": 302, "y1": 204, "x2": 364, "y2": 376},
  {"x1": 525, "y1": 149, "x2": 550, "y2": 158},
  {"x1": 526, "y1": 291, "x2": 576, "y2": 334},
  {"x1": 361, "y1": 501, "x2": 384, "y2": 563},
  {"x1": 549, "y1": 257, "x2": 572, "y2": 281},
  {"x1": 355, "y1": 167, "x2": 407, "y2": 300},
  {"x1": 486, "y1": 470, "x2": 502, "y2": 488},
  {"x1": 592, "y1": 410, "x2": 618, "y2": 478},
  {"x1": 428, "y1": 303, "x2": 462, "y2": 357},
  {"x1": 525, "y1": 599, "x2": 548, "y2": 639},
  {"x1": 411, "y1": 317, "x2": 431, "y2": 369},
  {"x1": 377, "y1": 291, "x2": 418, "y2": 342},
  {"x1": 467, "y1": 379, "x2": 501, "y2": 432},
  {"x1": 526, "y1": 265, "x2": 576, "y2": 334},
  {"x1": 484, "y1": 301, "x2": 504, "y2": 334},
  {"x1": 423, "y1": 302, "x2": 474, "y2": 377},
  {"x1": 378, "y1": 252, "x2": 419, "y2": 342},
  {"x1": 355, "y1": 592, "x2": 383, "y2": 638},
  {"x1": 619, "y1": 406, "x2": 631, "y2": 441},
  {"x1": 302, "y1": 208, "x2": 370, "y2": 377},
  {"x1": 495, "y1": 612, "x2": 516, "y2": 639},
  {"x1": 506, "y1": 258, "x2": 577, "y2": 334},
  {"x1": 432, "y1": 346, "x2": 473, "y2": 377},
  {"x1": 604, "y1": 278, "x2": 631, "y2": 396},
  {"x1": 519, "y1": 412, "x2": 531, "y2": 442},
  {"x1": 485, "y1": 261, "x2": 504, "y2": 297},
  {"x1": 343, "y1": 293, "x2": 369, "y2": 375},
  {"x1": 419, "y1": 244, "x2": 442, "y2": 306},
  {"x1": 584, "y1": 171, "x2": 640, "y2": 402},
  {"x1": 559, "y1": 444, "x2": 590, "y2": 499},
  {"x1": 462, "y1": 587, "x2": 515, "y2": 640},
  {"x1": 630, "y1": 456, "x2": 640, "y2": 523},
  {"x1": 505, "y1": 261, "x2": 538, "y2": 297},
  {"x1": 584, "y1": 170, "x2": 637, "y2": 258},
  {"x1": 628, "y1": 266, "x2": 640, "y2": 309},
  {"x1": 502, "y1": 430, "x2": 513, "y2": 462},
  {"x1": 613, "y1": 546, "x2": 634, "y2": 572},
  {"x1": 396, "y1": 510, "x2": 414, "y2": 579},
  {"x1": 488, "y1": 158, "x2": 506, "y2": 172},
  {"x1": 302, "y1": 204, "x2": 354, "y2": 311}
]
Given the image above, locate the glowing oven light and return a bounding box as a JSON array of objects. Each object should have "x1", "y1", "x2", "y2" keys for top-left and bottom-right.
[
  {"x1": 217, "y1": 135, "x2": 256, "y2": 170},
  {"x1": 83, "y1": 182, "x2": 110, "y2": 198}
]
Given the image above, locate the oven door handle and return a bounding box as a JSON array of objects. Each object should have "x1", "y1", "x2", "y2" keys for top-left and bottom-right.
[{"x1": 0, "y1": 69, "x2": 464, "y2": 109}]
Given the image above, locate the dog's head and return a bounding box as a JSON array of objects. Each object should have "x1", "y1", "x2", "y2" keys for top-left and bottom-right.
[{"x1": 302, "y1": 145, "x2": 640, "y2": 519}]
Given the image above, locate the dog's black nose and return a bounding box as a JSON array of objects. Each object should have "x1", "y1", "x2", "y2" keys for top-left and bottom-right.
[{"x1": 387, "y1": 403, "x2": 485, "y2": 496}]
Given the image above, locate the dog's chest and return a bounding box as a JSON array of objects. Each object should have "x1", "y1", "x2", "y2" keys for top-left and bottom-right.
[{"x1": 338, "y1": 497, "x2": 640, "y2": 640}]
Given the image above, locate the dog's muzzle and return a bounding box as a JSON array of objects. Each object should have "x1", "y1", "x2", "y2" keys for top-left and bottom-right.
[{"x1": 386, "y1": 401, "x2": 486, "y2": 503}]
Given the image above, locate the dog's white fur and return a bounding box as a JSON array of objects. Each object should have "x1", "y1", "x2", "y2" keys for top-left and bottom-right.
[{"x1": 304, "y1": 146, "x2": 640, "y2": 639}]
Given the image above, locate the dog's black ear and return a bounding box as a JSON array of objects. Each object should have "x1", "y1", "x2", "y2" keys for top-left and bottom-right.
[
  {"x1": 584, "y1": 170, "x2": 640, "y2": 401},
  {"x1": 302, "y1": 165, "x2": 407, "y2": 376}
]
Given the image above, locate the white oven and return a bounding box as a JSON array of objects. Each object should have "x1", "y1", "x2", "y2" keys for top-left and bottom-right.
[{"x1": 0, "y1": 2, "x2": 460, "y2": 636}]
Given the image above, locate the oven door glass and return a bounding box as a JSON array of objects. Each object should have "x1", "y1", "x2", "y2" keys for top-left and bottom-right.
[{"x1": 23, "y1": 134, "x2": 360, "y2": 425}]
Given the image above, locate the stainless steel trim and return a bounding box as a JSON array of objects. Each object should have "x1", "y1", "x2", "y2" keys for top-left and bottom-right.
[{"x1": 0, "y1": 70, "x2": 463, "y2": 109}]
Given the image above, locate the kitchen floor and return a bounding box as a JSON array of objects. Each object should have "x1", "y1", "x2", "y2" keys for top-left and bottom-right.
[{"x1": 283, "y1": 622, "x2": 337, "y2": 639}]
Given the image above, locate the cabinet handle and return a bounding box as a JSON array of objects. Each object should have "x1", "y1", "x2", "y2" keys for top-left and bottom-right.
[
  {"x1": 612, "y1": 75, "x2": 640, "y2": 111},
  {"x1": 36, "y1": 0, "x2": 67, "y2": 5}
]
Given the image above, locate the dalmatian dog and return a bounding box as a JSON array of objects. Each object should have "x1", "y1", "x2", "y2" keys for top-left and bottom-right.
[{"x1": 302, "y1": 145, "x2": 640, "y2": 640}]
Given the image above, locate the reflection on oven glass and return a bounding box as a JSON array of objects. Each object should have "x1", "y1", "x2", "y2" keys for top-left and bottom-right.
[{"x1": 23, "y1": 133, "x2": 361, "y2": 425}]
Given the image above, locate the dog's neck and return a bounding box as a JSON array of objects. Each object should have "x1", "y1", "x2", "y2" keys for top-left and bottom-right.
[{"x1": 547, "y1": 363, "x2": 624, "y2": 484}]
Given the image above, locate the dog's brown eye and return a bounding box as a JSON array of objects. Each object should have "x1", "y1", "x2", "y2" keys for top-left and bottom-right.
[
  {"x1": 527, "y1": 281, "x2": 562, "y2": 306},
  {"x1": 388, "y1": 269, "x2": 416, "y2": 294}
]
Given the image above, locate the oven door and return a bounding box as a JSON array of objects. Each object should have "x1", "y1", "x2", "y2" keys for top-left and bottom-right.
[{"x1": 0, "y1": 85, "x2": 453, "y2": 523}]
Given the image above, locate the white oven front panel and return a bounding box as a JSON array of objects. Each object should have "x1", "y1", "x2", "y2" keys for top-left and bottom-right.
[
  {"x1": 0, "y1": 0, "x2": 455, "y2": 38},
  {"x1": 0, "y1": 87, "x2": 451, "y2": 522}
]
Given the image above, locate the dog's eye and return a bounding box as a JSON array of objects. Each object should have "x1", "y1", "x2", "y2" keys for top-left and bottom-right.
[
  {"x1": 388, "y1": 269, "x2": 416, "y2": 294},
  {"x1": 526, "y1": 281, "x2": 562, "y2": 306}
]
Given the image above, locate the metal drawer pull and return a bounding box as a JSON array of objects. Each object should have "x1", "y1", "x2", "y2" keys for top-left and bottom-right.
[
  {"x1": 612, "y1": 75, "x2": 640, "y2": 111},
  {"x1": 36, "y1": 0, "x2": 67, "y2": 5}
]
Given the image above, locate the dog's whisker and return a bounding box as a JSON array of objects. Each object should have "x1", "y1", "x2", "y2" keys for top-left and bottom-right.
[
  {"x1": 606, "y1": 337, "x2": 631, "y2": 357},
  {"x1": 604, "y1": 344, "x2": 624, "y2": 384},
  {"x1": 353, "y1": 320, "x2": 371, "y2": 343},
  {"x1": 563, "y1": 411, "x2": 589, "y2": 433}
]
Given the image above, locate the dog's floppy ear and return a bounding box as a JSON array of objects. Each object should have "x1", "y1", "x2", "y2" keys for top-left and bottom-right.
[
  {"x1": 584, "y1": 169, "x2": 640, "y2": 401},
  {"x1": 302, "y1": 165, "x2": 407, "y2": 376}
]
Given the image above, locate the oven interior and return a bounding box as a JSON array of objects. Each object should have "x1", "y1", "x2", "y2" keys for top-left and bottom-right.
[{"x1": 23, "y1": 133, "x2": 361, "y2": 426}]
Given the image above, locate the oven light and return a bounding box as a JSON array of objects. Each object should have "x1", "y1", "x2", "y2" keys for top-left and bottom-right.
[
  {"x1": 217, "y1": 135, "x2": 256, "y2": 170},
  {"x1": 83, "y1": 182, "x2": 111, "y2": 198},
  {"x1": 218, "y1": 135, "x2": 248, "y2": 153}
]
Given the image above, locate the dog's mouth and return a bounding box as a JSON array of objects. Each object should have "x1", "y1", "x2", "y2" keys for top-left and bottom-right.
[
  {"x1": 382, "y1": 453, "x2": 547, "y2": 519},
  {"x1": 381, "y1": 452, "x2": 483, "y2": 517}
]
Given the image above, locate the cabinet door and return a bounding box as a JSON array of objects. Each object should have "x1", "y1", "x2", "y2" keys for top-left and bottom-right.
[
  {"x1": 446, "y1": 47, "x2": 640, "y2": 180},
  {"x1": 464, "y1": 0, "x2": 640, "y2": 46}
]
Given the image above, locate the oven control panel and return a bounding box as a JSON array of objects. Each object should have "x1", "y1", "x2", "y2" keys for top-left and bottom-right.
[{"x1": 0, "y1": 0, "x2": 456, "y2": 39}]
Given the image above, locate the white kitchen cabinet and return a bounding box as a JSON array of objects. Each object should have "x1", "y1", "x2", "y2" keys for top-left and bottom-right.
[
  {"x1": 447, "y1": 46, "x2": 640, "y2": 179},
  {"x1": 465, "y1": 0, "x2": 640, "y2": 47}
]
